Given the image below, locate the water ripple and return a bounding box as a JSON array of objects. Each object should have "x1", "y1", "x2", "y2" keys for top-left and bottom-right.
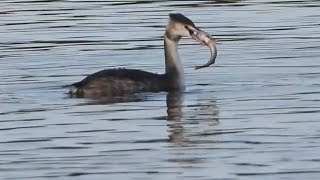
[{"x1": 0, "y1": 0, "x2": 320, "y2": 180}]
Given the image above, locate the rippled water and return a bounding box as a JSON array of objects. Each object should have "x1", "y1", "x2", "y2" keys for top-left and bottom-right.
[{"x1": 1, "y1": 0, "x2": 320, "y2": 179}]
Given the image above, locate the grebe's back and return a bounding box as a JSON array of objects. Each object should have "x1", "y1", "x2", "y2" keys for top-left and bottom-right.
[{"x1": 69, "y1": 68, "x2": 168, "y2": 98}]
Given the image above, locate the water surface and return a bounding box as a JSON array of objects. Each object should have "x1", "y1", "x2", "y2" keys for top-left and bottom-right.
[{"x1": 1, "y1": 0, "x2": 320, "y2": 179}]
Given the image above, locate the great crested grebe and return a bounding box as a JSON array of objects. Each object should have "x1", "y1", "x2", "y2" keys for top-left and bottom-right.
[{"x1": 68, "y1": 13, "x2": 217, "y2": 98}]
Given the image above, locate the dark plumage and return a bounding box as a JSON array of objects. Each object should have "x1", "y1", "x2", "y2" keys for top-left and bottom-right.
[
  {"x1": 169, "y1": 13, "x2": 196, "y2": 28},
  {"x1": 69, "y1": 69, "x2": 169, "y2": 98}
]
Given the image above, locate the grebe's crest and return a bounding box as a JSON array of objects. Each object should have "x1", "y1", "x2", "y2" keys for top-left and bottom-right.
[{"x1": 169, "y1": 13, "x2": 196, "y2": 28}]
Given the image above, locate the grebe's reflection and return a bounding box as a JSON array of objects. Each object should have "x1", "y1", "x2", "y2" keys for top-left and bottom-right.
[
  {"x1": 75, "y1": 91, "x2": 219, "y2": 146},
  {"x1": 166, "y1": 91, "x2": 183, "y2": 121},
  {"x1": 166, "y1": 91, "x2": 185, "y2": 145},
  {"x1": 166, "y1": 91, "x2": 219, "y2": 146}
]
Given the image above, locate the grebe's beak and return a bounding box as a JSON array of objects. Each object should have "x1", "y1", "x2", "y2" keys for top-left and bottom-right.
[
  {"x1": 186, "y1": 26, "x2": 210, "y2": 44},
  {"x1": 185, "y1": 25, "x2": 218, "y2": 69}
]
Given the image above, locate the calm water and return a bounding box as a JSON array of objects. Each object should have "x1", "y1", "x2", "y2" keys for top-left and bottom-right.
[{"x1": 1, "y1": 0, "x2": 320, "y2": 179}]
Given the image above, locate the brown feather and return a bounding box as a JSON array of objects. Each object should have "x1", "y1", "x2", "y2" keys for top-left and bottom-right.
[{"x1": 69, "y1": 68, "x2": 170, "y2": 98}]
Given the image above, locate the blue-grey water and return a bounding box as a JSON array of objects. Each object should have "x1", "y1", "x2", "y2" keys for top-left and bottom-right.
[{"x1": 1, "y1": 0, "x2": 320, "y2": 179}]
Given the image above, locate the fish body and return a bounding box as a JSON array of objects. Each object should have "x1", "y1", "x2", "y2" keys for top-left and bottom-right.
[{"x1": 194, "y1": 31, "x2": 218, "y2": 70}]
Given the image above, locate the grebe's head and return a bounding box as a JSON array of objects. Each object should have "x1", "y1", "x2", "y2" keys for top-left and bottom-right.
[
  {"x1": 166, "y1": 13, "x2": 212, "y2": 43},
  {"x1": 166, "y1": 13, "x2": 218, "y2": 69}
]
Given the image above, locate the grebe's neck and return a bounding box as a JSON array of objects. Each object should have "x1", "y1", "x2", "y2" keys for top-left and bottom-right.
[{"x1": 164, "y1": 34, "x2": 185, "y2": 90}]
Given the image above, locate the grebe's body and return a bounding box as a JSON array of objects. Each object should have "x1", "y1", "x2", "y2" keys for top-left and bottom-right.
[
  {"x1": 70, "y1": 69, "x2": 168, "y2": 97},
  {"x1": 69, "y1": 13, "x2": 217, "y2": 98}
]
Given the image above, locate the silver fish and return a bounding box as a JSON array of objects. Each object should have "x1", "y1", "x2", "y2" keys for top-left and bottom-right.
[{"x1": 194, "y1": 31, "x2": 218, "y2": 70}]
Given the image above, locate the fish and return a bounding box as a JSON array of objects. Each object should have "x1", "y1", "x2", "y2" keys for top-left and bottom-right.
[{"x1": 194, "y1": 31, "x2": 218, "y2": 70}]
